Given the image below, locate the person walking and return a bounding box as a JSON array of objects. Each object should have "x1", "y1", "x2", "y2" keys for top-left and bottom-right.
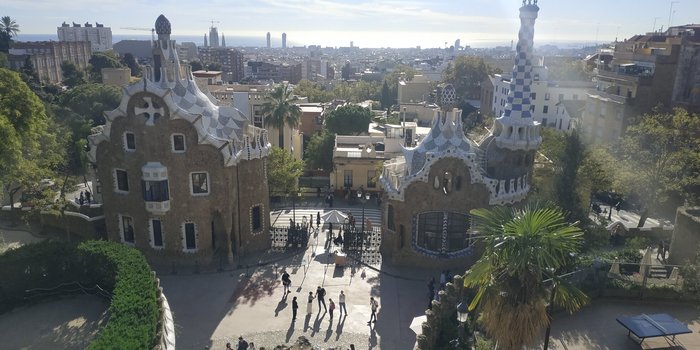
[
  {"x1": 307, "y1": 292, "x2": 314, "y2": 315},
  {"x1": 368, "y1": 297, "x2": 379, "y2": 324},
  {"x1": 316, "y1": 212, "x2": 321, "y2": 228},
  {"x1": 316, "y1": 286, "x2": 327, "y2": 312},
  {"x1": 328, "y1": 299, "x2": 336, "y2": 319},
  {"x1": 85, "y1": 190, "x2": 91, "y2": 204},
  {"x1": 226, "y1": 343, "x2": 233, "y2": 350},
  {"x1": 292, "y1": 296, "x2": 298, "y2": 320},
  {"x1": 237, "y1": 336, "x2": 249, "y2": 350},
  {"x1": 281, "y1": 270, "x2": 291, "y2": 296},
  {"x1": 339, "y1": 290, "x2": 347, "y2": 316},
  {"x1": 249, "y1": 343, "x2": 256, "y2": 350}
]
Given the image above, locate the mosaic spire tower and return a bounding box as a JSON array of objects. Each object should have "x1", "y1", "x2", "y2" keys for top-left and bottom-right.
[{"x1": 493, "y1": 0, "x2": 542, "y2": 151}]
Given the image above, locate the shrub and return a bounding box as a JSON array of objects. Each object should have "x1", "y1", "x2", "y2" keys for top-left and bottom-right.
[{"x1": 0, "y1": 240, "x2": 159, "y2": 349}]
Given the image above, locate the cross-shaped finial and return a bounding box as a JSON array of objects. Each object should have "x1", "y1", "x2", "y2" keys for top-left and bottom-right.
[{"x1": 134, "y1": 97, "x2": 164, "y2": 126}]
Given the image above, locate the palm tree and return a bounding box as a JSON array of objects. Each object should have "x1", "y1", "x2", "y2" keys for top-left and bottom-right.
[
  {"x1": 261, "y1": 83, "x2": 301, "y2": 150},
  {"x1": 463, "y1": 204, "x2": 589, "y2": 350},
  {"x1": 0, "y1": 16, "x2": 20, "y2": 38}
]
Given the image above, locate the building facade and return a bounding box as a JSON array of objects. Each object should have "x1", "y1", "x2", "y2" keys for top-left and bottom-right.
[
  {"x1": 582, "y1": 25, "x2": 700, "y2": 144},
  {"x1": 246, "y1": 61, "x2": 302, "y2": 84},
  {"x1": 57, "y1": 21, "x2": 112, "y2": 52},
  {"x1": 87, "y1": 15, "x2": 272, "y2": 265},
  {"x1": 9, "y1": 41, "x2": 91, "y2": 84},
  {"x1": 198, "y1": 47, "x2": 245, "y2": 83},
  {"x1": 380, "y1": 2, "x2": 542, "y2": 268}
]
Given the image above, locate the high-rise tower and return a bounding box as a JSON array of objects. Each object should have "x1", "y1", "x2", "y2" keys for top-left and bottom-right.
[
  {"x1": 282, "y1": 32, "x2": 287, "y2": 49},
  {"x1": 266, "y1": 32, "x2": 271, "y2": 48},
  {"x1": 204, "y1": 33, "x2": 208, "y2": 47},
  {"x1": 221, "y1": 33, "x2": 226, "y2": 47},
  {"x1": 209, "y1": 25, "x2": 220, "y2": 47},
  {"x1": 493, "y1": 0, "x2": 541, "y2": 151}
]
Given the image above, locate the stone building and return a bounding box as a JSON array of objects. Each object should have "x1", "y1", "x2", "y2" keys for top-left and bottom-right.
[
  {"x1": 57, "y1": 21, "x2": 112, "y2": 52},
  {"x1": 198, "y1": 47, "x2": 244, "y2": 83},
  {"x1": 380, "y1": 1, "x2": 542, "y2": 268},
  {"x1": 87, "y1": 15, "x2": 271, "y2": 266},
  {"x1": 8, "y1": 41, "x2": 91, "y2": 84}
]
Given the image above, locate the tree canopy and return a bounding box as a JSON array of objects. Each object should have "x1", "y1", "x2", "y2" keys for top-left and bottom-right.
[
  {"x1": 305, "y1": 130, "x2": 335, "y2": 171},
  {"x1": 61, "y1": 61, "x2": 86, "y2": 88},
  {"x1": 0, "y1": 16, "x2": 19, "y2": 53},
  {"x1": 294, "y1": 79, "x2": 333, "y2": 103},
  {"x1": 0, "y1": 68, "x2": 65, "y2": 208},
  {"x1": 267, "y1": 147, "x2": 305, "y2": 196},
  {"x1": 324, "y1": 104, "x2": 372, "y2": 135},
  {"x1": 443, "y1": 56, "x2": 499, "y2": 101},
  {"x1": 88, "y1": 51, "x2": 123, "y2": 82},
  {"x1": 121, "y1": 53, "x2": 141, "y2": 77},
  {"x1": 59, "y1": 83, "x2": 121, "y2": 126}
]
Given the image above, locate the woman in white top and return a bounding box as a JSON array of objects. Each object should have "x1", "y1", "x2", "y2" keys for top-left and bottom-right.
[{"x1": 307, "y1": 291, "x2": 314, "y2": 314}]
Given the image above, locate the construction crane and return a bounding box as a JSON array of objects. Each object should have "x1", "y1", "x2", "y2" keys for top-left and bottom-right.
[{"x1": 120, "y1": 27, "x2": 155, "y2": 41}]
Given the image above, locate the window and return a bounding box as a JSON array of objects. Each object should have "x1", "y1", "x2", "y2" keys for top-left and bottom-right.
[
  {"x1": 544, "y1": 93, "x2": 551, "y2": 101},
  {"x1": 115, "y1": 169, "x2": 129, "y2": 192},
  {"x1": 183, "y1": 222, "x2": 197, "y2": 251},
  {"x1": 190, "y1": 172, "x2": 209, "y2": 195},
  {"x1": 150, "y1": 219, "x2": 164, "y2": 248},
  {"x1": 573, "y1": 94, "x2": 579, "y2": 100},
  {"x1": 120, "y1": 215, "x2": 135, "y2": 244},
  {"x1": 543, "y1": 105, "x2": 549, "y2": 114},
  {"x1": 251, "y1": 205, "x2": 262, "y2": 231},
  {"x1": 531, "y1": 92, "x2": 536, "y2": 100},
  {"x1": 558, "y1": 93, "x2": 564, "y2": 101},
  {"x1": 415, "y1": 212, "x2": 471, "y2": 254},
  {"x1": 367, "y1": 170, "x2": 377, "y2": 188},
  {"x1": 172, "y1": 134, "x2": 186, "y2": 152},
  {"x1": 343, "y1": 170, "x2": 353, "y2": 188},
  {"x1": 542, "y1": 118, "x2": 548, "y2": 127},
  {"x1": 124, "y1": 132, "x2": 135, "y2": 151},
  {"x1": 387, "y1": 204, "x2": 395, "y2": 231},
  {"x1": 142, "y1": 180, "x2": 169, "y2": 201}
]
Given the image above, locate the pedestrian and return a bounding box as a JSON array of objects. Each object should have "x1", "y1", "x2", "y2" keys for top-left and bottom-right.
[
  {"x1": 307, "y1": 292, "x2": 314, "y2": 315},
  {"x1": 428, "y1": 277, "x2": 436, "y2": 294},
  {"x1": 339, "y1": 290, "x2": 347, "y2": 315},
  {"x1": 329, "y1": 299, "x2": 336, "y2": 319},
  {"x1": 85, "y1": 190, "x2": 91, "y2": 204},
  {"x1": 249, "y1": 343, "x2": 256, "y2": 350},
  {"x1": 226, "y1": 342, "x2": 233, "y2": 350},
  {"x1": 657, "y1": 240, "x2": 664, "y2": 260},
  {"x1": 292, "y1": 296, "x2": 298, "y2": 320},
  {"x1": 368, "y1": 297, "x2": 379, "y2": 324},
  {"x1": 281, "y1": 269, "x2": 291, "y2": 296},
  {"x1": 316, "y1": 212, "x2": 321, "y2": 227},
  {"x1": 289, "y1": 218, "x2": 294, "y2": 228},
  {"x1": 237, "y1": 336, "x2": 248, "y2": 350},
  {"x1": 316, "y1": 286, "x2": 327, "y2": 312},
  {"x1": 309, "y1": 214, "x2": 314, "y2": 228},
  {"x1": 79, "y1": 191, "x2": 85, "y2": 206},
  {"x1": 439, "y1": 270, "x2": 446, "y2": 290}
]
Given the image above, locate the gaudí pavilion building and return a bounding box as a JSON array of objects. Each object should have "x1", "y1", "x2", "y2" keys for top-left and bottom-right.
[
  {"x1": 380, "y1": 0, "x2": 543, "y2": 268},
  {"x1": 88, "y1": 15, "x2": 271, "y2": 266}
]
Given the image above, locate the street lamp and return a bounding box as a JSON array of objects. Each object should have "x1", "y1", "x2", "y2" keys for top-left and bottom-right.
[
  {"x1": 456, "y1": 299, "x2": 469, "y2": 346},
  {"x1": 357, "y1": 189, "x2": 371, "y2": 232}
]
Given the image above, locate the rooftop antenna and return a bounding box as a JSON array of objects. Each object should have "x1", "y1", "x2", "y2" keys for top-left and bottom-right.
[
  {"x1": 652, "y1": 17, "x2": 661, "y2": 32},
  {"x1": 668, "y1": 1, "x2": 679, "y2": 29}
]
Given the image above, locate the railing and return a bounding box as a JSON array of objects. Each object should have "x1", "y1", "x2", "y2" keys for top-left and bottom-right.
[{"x1": 24, "y1": 281, "x2": 112, "y2": 301}]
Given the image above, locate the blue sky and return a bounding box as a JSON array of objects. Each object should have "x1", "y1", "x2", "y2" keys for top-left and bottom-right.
[{"x1": 4, "y1": 0, "x2": 698, "y2": 48}]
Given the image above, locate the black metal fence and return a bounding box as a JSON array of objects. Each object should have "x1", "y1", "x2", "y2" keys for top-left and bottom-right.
[{"x1": 270, "y1": 225, "x2": 310, "y2": 252}]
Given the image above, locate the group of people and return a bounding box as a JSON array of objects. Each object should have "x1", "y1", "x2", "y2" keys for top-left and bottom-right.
[
  {"x1": 77, "y1": 190, "x2": 92, "y2": 206},
  {"x1": 225, "y1": 336, "x2": 254, "y2": 350},
  {"x1": 286, "y1": 280, "x2": 379, "y2": 326},
  {"x1": 427, "y1": 270, "x2": 452, "y2": 309}
]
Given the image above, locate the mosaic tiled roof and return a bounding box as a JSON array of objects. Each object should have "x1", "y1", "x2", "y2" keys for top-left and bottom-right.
[{"x1": 155, "y1": 14, "x2": 171, "y2": 35}]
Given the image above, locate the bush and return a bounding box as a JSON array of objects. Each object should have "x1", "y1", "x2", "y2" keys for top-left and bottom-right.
[{"x1": 0, "y1": 240, "x2": 159, "y2": 349}]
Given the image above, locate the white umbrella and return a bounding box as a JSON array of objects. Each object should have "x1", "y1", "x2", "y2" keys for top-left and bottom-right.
[
  {"x1": 320, "y1": 210, "x2": 348, "y2": 224},
  {"x1": 410, "y1": 315, "x2": 427, "y2": 335}
]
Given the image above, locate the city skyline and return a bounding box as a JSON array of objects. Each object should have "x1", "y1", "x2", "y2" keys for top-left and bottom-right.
[{"x1": 4, "y1": 0, "x2": 698, "y2": 48}]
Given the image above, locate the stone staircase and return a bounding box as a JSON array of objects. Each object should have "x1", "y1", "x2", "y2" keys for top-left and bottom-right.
[{"x1": 649, "y1": 265, "x2": 668, "y2": 279}]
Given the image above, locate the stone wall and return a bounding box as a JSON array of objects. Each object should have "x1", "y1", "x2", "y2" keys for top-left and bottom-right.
[{"x1": 669, "y1": 206, "x2": 700, "y2": 265}]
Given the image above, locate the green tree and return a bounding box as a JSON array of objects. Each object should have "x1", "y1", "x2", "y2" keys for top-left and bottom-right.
[
  {"x1": 464, "y1": 204, "x2": 589, "y2": 350},
  {"x1": 0, "y1": 52, "x2": 7, "y2": 68},
  {"x1": 206, "y1": 62, "x2": 222, "y2": 71},
  {"x1": 59, "y1": 83, "x2": 121, "y2": 126},
  {"x1": 0, "y1": 16, "x2": 20, "y2": 38},
  {"x1": 324, "y1": 104, "x2": 372, "y2": 135},
  {"x1": 554, "y1": 130, "x2": 587, "y2": 223},
  {"x1": 189, "y1": 60, "x2": 204, "y2": 72},
  {"x1": 305, "y1": 130, "x2": 335, "y2": 171},
  {"x1": 262, "y1": 83, "x2": 301, "y2": 149},
  {"x1": 0, "y1": 68, "x2": 65, "y2": 213},
  {"x1": 121, "y1": 53, "x2": 141, "y2": 77},
  {"x1": 614, "y1": 107, "x2": 700, "y2": 225},
  {"x1": 380, "y1": 79, "x2": 392, "y2": 111},
  {"x1": 294, "y1": 79, "x2": 333, "y2": 103},
  {"x1": 88, "y1": 51, "x2": 123, "y2": 82},
  {"x1": 443, "y1": 56, "x2": 497, "y2": 101},
  {"x1": 61, "y1": 61, "x2": 86, "y2": 88},
  {"x1": 267, "y1": 147, "x2": 304, "y2": 197}
]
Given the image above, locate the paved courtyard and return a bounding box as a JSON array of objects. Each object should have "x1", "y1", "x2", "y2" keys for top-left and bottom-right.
[{"x1": 160, "y1": 208, "x2": 435, "y2": 349}]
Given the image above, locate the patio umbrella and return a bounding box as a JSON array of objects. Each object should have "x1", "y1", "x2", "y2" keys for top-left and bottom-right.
[
  {"x1": 609, "y1": 259, "x2": 620, "y2": 275},
  {"x1": 320, "y1": 210, "x2": 348, "y2": 224},
  {"x1": 410, "y1": 315, "x2": 427, "y2": 335}
]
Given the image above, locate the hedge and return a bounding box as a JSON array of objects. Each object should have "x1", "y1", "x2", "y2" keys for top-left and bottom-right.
[{"x1": 0, "y1": 240, "x2": 159, "y2": 349}]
